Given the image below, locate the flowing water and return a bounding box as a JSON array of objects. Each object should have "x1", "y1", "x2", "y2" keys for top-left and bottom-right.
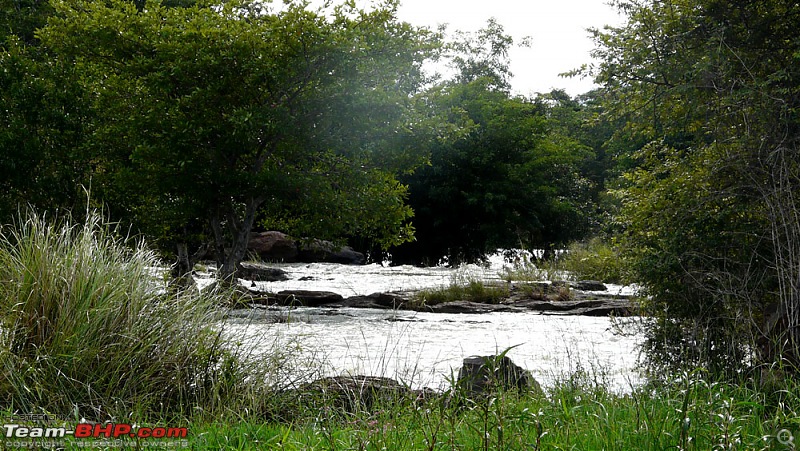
[{"x1": 212, "y1": 255, "x2": 644, "y2": 392}]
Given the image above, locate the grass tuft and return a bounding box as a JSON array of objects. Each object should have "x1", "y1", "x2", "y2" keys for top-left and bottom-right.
[
  {"x1": 0, "y1": 210, "x2": 263, "y2": 421},
  {"x1": 412, "y1": 280, "x2": 509, "y2": 307}
]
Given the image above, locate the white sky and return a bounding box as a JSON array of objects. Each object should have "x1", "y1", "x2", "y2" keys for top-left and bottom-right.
[{"x1": 393, "y1": 0, "x2": 625, "y2": 97}]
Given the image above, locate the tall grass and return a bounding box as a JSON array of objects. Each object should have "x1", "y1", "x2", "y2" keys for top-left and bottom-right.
[{"x1": 0, "y1": 210, "x2": 257, "y2": 421}]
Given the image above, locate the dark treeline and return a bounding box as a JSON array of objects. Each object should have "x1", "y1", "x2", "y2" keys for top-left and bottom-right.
[{"x1": 3, "y1": 0, "x2": 800, "y2": 378}]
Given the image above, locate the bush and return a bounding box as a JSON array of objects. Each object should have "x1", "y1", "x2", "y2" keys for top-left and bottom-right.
[
  {"x1": 557, "y1": 238, "x2": 626, "y2": 284},
  {"x1": 0, "y1": 210, "x2": 254, "y2": 421}
]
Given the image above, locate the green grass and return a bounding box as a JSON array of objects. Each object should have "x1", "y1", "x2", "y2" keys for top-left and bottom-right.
[
  {"x1": 185, "y1": 372, "x2": 800, "y2": 450},
  {"x1": 412, "y1": 279, "x2": 510, "y2": 307},
  {"x1": 0, "y1": 210, "x2": 269, "y2": 422},
  {"x1": 11, "y1": 370, "x2": 789, "y2": 450}
]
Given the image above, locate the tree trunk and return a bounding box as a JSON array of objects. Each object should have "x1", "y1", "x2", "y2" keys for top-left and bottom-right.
[
  {"x1": 170, "y1": 240, "x2": 210, "y2": 292},
  {"x1": 172, "y1": 242, "x2": 192, "y2": 277},
  {"x1": 216, "y1": 197, "x2": 262, "y2": 283}
]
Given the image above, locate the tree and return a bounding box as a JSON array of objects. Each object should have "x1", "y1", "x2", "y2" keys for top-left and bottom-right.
[
  {"x1": 41, "y1": 0, "x2": 436, "y2": 281},
  {"x1": 0, "y1": 0, "x2": 90, "y2": 221},
  {"x1": 591, "y1": 0, "x2": 800, "y2": 375},
  {"x1": 393, "y1": 22, "x2": 592, "y2": 265}
]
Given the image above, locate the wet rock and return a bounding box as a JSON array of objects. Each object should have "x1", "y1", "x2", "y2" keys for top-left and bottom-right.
[
  {"x1": 574, "y1": 280, "x2": 607, "y2": 291},
  {"x1": 276, "y1": 290, "x2": 344, "y2": 306},
  {"x1": 424, "y1": 301, "x2": 523, "y2": 314},
  {"x1": 238, "y1": 262, "x2": 290, "y2": 282},
  {"x1": 248, "y1": 231, "x2": 365, "y2": 265},
  {"x1": 552, "y1": 280, "x2": 608, "y2": 292},
  {"x1": 509, "y1": 298, "x2": 637, "y2": 316},
  {"x1": 336, "y1": 291, "x2": 413, "y2": 309}
]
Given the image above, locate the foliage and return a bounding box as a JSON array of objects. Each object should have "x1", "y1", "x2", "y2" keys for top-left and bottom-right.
[
  {"x1": 394, "y1": 22, "x2": 593, "y2": 265},
  {"x1": 0, "y1": 210, "x2": 266, "y2": 420},
  {"x1": 38, "y1": 0, "x2": 436, "y2": 279},
  {"x1": 591, "y1": 0, "x2": 800, "y2": 375},
  {"x1": 556, "y1": 237, "x2": 626, "y2": 284},
  {"x1": 0, "y1": 3, "x2": 91, "y2": 221}
]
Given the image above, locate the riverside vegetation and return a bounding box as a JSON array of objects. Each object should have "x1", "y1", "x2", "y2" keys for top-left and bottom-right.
[
  {"x1": 4, "y1": 0, "x2": 800, "y2": 448},
  {"x1": 1, "y1": 212, "x2": 799, "y2": 450}
]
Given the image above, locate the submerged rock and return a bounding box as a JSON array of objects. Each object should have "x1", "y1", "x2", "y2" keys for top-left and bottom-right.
[{"x1": 238, "y1": 262, "x2": 290, "y2": 282}]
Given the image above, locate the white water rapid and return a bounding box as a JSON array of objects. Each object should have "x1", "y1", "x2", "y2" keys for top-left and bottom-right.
[{"x1": 212, "y1": 254, "x2": 644, "y2": 392}]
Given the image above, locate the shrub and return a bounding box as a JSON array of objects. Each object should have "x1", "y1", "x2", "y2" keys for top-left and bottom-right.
[{"x1": 557, "y1": 238, "x2": 626, "y2": 284}]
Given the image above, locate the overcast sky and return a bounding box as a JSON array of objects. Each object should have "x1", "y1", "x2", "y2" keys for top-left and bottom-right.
[{"x1": 393, "y1": 0, "x2": 625, "y2": 97}]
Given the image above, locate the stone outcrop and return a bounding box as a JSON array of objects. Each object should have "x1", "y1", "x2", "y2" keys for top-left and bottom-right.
[
  {"x1": 552, "y1": 280, "x2": 608, "y2": 291},
  {"x1": 247, "y1": 232, "x2": 365, "y2": 265},
  {"x1": 235, "y1": 288, "x2": 638, "y2": 316},
  {"x1": 455, "y1": 355, "x2": 542, "y2": 397},
  {"x1": 424, "y1": 301, "x2": 523, "y2": 314},
  {"x1": 297, "y1": 239, "x2": 366, "y2": 265},
  {"x1": 275, "y1": 290, "x2": 344, "y2": 307},
  {"x1": 248, "y1": 231, "x2": 298, "y2": 262},
  {"x1": 233, "y1": 280, "x2": 638, "y2": 316},
  {"x1": 334, "y1": 292, "x2": 413, "y2": 310}
]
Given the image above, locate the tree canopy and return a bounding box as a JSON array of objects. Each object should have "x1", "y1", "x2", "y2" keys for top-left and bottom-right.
[{"x1": 37, "y1": 0, "x2": 437, "y2": 280}]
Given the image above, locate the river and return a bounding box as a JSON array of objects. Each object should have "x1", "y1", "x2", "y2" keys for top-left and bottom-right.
[{"x1": 209, "y1": 254, "x2": 644, "y2": 392}]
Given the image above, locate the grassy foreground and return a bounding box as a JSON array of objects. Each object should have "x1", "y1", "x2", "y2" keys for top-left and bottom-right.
[
  {"x1": 191, "y1": 374, "x2": 800, "y2": 450},
  {"x1": 2, "y1": 370, "x2": 798, "y2": 450},
  {"x1": 1, "y1": 212, "x2": 798, "y2": 450}
]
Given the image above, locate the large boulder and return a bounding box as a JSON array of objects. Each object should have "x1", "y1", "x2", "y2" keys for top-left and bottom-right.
[
  {"x1": 456, "y1": 355, "x2": 542, "y2": 396},
  {"x1": 297, "y1": 238, "x2": 366, "y2": 265},
  {"x1": 248, "y1": 231, "x2": 298, "y2": 262}
]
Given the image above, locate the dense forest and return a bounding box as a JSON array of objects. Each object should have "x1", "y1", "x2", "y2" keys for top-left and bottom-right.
[{"x1": 2, "y1": 0, "x2": 800, "y2": 378}]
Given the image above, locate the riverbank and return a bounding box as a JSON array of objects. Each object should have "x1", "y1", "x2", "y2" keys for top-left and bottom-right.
[{"x1": 6, "y1": 372, "x2": 796, "y2": 450}]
